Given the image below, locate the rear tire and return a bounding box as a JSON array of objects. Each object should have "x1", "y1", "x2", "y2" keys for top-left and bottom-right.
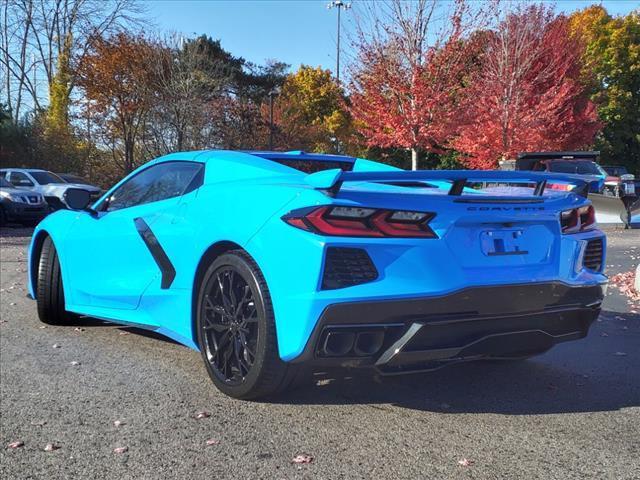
[
  {"x1": 36, "y1": 236, "x2": 72, "y2": 325},
  {"x1": 196, "y1": 251, "x2": 297, "y2": 400}
]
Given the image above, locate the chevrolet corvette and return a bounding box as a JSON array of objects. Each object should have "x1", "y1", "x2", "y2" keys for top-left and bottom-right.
[{"x1": 27, "y1": 150, "x2": 608, "y2": 399}]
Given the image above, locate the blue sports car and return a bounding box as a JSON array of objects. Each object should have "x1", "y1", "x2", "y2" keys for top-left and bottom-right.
[{"x1": 27, "y1": 150, "x2": 608, "y2": 399}]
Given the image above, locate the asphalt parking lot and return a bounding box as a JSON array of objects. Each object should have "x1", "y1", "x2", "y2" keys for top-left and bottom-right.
[{"x1": 0, "y1": 226, "x2": 638, "y2": 479}]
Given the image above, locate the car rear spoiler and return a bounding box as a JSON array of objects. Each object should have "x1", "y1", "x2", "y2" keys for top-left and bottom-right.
[{"x1": 305, "y1": 169, "x2": 590, "y2": 198}]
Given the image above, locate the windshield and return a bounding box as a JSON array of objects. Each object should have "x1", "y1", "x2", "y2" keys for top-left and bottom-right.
[
  {"x1": 603, "y1": 166, "x2": 629, "y2": 176},
  {"x1": 548, "y1": 160, "x2": 602, "y2": 175},
  {"x1": 0, "y1": 177, "x2": 13, "y2": 188},
  {"x1": 29, "y1": 171, "x2": 65, "y2": 185}
]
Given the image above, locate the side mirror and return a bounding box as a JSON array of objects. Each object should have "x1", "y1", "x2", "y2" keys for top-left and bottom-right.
[{"x1": 64, "y1": 188, "x2": 92, "y2": 211}]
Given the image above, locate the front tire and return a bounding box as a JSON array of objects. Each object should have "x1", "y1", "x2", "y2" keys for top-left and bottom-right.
[
  {"x1": 196, "y1": 251, "x2": 295, "y2": 400},
  {"x1": 36, "y1": 236, "x2": 73, "y2": 325}
]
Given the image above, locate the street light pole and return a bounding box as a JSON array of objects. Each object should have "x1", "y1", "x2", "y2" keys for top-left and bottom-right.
[
  {"x1": 268, "y1": 87, "x2": 280, "y2": 151},
  {"x1": 327, "y1": 1, "x2": 351, "y2": 85}
]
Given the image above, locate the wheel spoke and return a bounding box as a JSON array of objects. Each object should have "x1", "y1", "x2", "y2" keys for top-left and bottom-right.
[
  {"x1": 203, "y1": 322, "x2": 227, "y2": 333},
  {"x1": 234, "y1": 336, "x2": 250, "y2": 376},
  {"x1": 238, "y1": 331, "x2": 255, "y2": 364},
  {"x1": 217, "y1": 274, "x2": 233, "y2": 312},
  {"x1": 228, "y1": 271, "x2": 238, "y2": 307}
]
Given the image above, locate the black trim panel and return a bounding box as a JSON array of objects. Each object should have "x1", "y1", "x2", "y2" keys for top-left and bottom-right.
[
  {"x1": 134, "y1": 217, "x2": 176, "y2": 289},
  {"x1": 291, "y1": 282, "x2": 605, "y2": 365}
]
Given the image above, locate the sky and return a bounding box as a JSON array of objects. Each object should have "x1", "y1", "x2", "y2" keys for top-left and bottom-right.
[{"x1": 149, "y1": 0, "x2": 639, "y2": 74}]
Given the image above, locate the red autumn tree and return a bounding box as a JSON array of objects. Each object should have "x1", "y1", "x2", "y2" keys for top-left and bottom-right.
[
  {"x1": 349, "y1": 0, "x2": 484, "y2": 170},
  {"x1": 453, "y1": 5, "x2": 601, "y2": 169}
]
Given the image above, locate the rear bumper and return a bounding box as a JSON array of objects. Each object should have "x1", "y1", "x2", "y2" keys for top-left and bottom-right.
[{"x1": 292, "y1": 282, "x2": 605, "y2": 374}]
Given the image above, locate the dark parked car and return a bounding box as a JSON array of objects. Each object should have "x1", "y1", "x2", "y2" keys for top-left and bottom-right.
[
  {"x1": 516, "y1": 152, "x2": 605, "y2": 193},
  {"x1": 0, "y1": 177, "x2": 49, "y2": 226}
]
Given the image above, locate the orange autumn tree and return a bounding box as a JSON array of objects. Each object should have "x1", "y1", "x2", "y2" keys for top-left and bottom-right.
[
  {"x1": 454, "y1": 5, "x2": 601, "y2": 169},
  {"x1": 77, "y1": 33, "x2": 159, "y2": 174}
]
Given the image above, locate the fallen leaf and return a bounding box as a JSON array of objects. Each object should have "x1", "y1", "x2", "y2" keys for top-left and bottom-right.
[
  {"x1": 113, "y1": 446, "x2": 128, "y2": 454},
  {"x1": 74, "y1": 327, "x2": 85, "y2": 332},
  {"x1": 70, "y1": 361, "x2": 81, "y2": 366},
  {"x1": 291, "y1": 454, "x2": 314, "y2": 464},
  {"x1": 194, "y1": 411, "x2": 210, "y2": 419},
  {"x1": 30, "y1": 420, "x2": 47, "y2": 426},
  {"x1": 609, "y1": 271, "x2": 640, "y2": 302},
  {"x1": 9, "y1": 302, "x2": 16, "y2": 306},
  {"x1": 52, "y1": 344, "x2": 61, "y2": 349},
  {"x1": 113, "y1": 420, "x2": 125, "y2": 427},
  {"x1": 7, "y1": 441, "x2": 24, "y2": 449},
  {"x1": 458, "y1": 458, "x2": 474, "y2": 467},
  {"x1": 614, "y1": 352, "x2": 627, "y2": 356},
  {"x1": 205, "y1": 439, "x2": 220, "y2": 446},
  {"x1": 118, "y1": 331, "x2": 130, "y2": 336},
  {"x1": 39, "y1": 325, "x2": 47, "y2": 329},
  {"x1": 44, "y1": 443, "x2": 60, "y2": 452},
  {"x1": 600, "y1": 332, "x2": 609, "y2": 337}
]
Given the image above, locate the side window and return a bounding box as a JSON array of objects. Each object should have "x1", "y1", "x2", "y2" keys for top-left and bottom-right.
[
  {"x1": 0, "y1": 171, "x2": 7, "y2": 179},
  {"x1": 532, "y1": 162, "x2": 545, "y2": 172},
  {"x1": 9, "y1": 171, "x2": 35, "y2": 187},
  {"x1": 106, "y1": 162, "x2": 203, "y2": 212}
]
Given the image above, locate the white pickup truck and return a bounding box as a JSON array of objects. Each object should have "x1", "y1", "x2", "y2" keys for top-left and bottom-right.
[{"x1": 0, "y1": 168, "x2": 102, "y2": 210}]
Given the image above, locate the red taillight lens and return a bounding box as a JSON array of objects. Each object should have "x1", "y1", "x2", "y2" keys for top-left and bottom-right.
[
  {"x1": 283, "y1": 206, "x2": 437, "y2": 238},
  {"x1": 561, "y1": 205, "x2": 595, "y2": 233}
]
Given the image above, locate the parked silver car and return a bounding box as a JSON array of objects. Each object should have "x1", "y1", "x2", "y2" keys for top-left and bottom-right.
[{"x1": 0, "y1": 168, "x2": 101, "y2": 210}]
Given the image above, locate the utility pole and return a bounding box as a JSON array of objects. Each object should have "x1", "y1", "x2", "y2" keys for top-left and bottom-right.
[{"x1": 327, "y1": 1, "x2": 351, "y2": 85}]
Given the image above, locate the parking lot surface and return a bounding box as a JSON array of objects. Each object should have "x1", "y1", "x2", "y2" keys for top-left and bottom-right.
[{"x1": 1, "y1": 226, "x2": 638, "y2": 479}]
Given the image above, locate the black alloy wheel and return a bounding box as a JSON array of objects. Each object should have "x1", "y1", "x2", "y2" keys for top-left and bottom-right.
[{"x1": 196, "y1": 251, "x2": 296, "y2": 399}]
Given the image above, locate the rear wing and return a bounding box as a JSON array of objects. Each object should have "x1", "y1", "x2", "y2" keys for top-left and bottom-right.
[{"x1": 305, "y1": 169, "x2": 589, "y2": 198}]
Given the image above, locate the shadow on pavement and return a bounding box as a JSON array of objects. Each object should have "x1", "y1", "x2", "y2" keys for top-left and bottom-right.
[
  {"x1": 68, "y1": 315, "x2": 181, "y2": 345},
  {"x1": 270, "y1": 309, "x2": 639, "y2": 415}
]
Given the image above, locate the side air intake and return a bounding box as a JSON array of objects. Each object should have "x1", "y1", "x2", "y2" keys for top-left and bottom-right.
[
  {"x1": 583, "y1": 238, "x2": 604, "y2": 272},
  {"x1": 321, "y1": 247, "x2": 378, "y2": 290}
]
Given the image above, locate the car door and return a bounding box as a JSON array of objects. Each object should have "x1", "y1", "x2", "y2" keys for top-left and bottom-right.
[{"x1": 62, "y1": 161, "x2": 203, "y2": 313}]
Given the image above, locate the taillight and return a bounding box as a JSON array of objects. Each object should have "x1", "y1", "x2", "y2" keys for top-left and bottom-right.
[
  {"x1": 282, "y1": 206, "x2": 437, "y2": 238},
  {"x1": 561, "y1": 205, "x2": 595, "y2": 233}
]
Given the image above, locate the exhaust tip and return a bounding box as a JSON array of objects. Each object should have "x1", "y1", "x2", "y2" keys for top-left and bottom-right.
[
  {"x1": 354, "y1": 331, "x2": 385, "y2": 356},
  {"x1": 322, "y1": 331, "x2": 355, "y2": 356}
]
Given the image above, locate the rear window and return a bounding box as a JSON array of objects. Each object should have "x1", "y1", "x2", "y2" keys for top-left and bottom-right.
[
  {"x1": 271, "y1": 159, "x2": 353, "y2": 174},
  {"x1": 548, "y1": 160, "x2": 601, "y2": 175}
]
